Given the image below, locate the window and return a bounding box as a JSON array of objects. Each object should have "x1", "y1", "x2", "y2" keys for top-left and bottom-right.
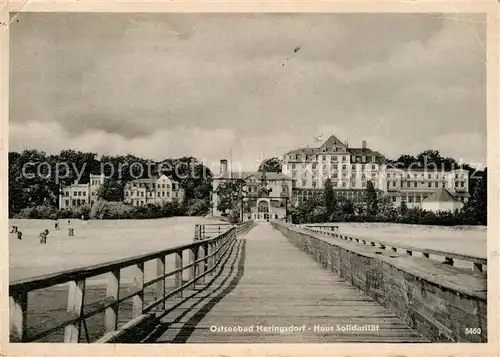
[
  {"x1": 416, "y1": 196, "x2": 421, "y2": 203},
  {"x1": 342, "y1": 182, "x2": 346, "y2": 188},
  {"x1": 455, "y1": 182, "x2": 459, "y2": 187},
  {"x1": 126, "y1": 192, "x2": 129, "y2": 197},
  {"x1": 393, "y1": 182, "x2": 397, "y2": 187},
  {"x1": 442, "y1": 183, "x2": 446, "y2": 188},
  {"x1": 83, "y1": 191, "x2": 86, "y2": 196},
  {"x1": 428, "y1": 174, "x2": 431, "y2": 179},
  {"x1": 455, "y1": 174, "x2": 459, "y2": 179},
  {"x1": 342, "y1": 164, "x2": 347, "y2": 170},
  {"x1": 435, "y1": 182, "x2": 438, "y2": 188},
  {"x1": 332, "y1": 164, "x2": 338, "y2": 170},
  {"x1": 414, "y1": 182, "x2": 417, "y2": 187},
  {"x1": 162, "y1": 184, "x2": 165, "y2": 189},
  {"x1": 392, "y1": 197, "x2": 397, "y2": 203},
  {"x1": 362, "y1": 156, "x2": 366, "y2": 163},
  {"x1": 351, "y1": 165, "x2": 356, "y2": 170},
  {"x1": 73, "y1": 191, "x2": 77, "y2": 197},
  {"x1": 362, "y1": 182, "x2": 366, "y2": 188},
  {"x1": 312, "y1": 181, "x2": 317, "y2": 188},
  {"x1": 461, "y1": 182, "x2": 465, "y2": 187},
  {"x1": 428, "y1": 182, "x2": 432, "y2": 187},
  {"x1": 65, "y1": 199, "x2": 69, "y2": 206},
  {"x1": 409, "y1": 196, "x2": 414, "y2": 203},
  {"x1": 333, "y1": 182, "x2": 338, "y2": 187},
  {"x1": 361, "y1": 164, "x2": 365, "y2": 170},
  {"x1": 362, "y1": 174, "x2": 366, "y2": 180},
  {"x1": 133, "y1": 183, "x2": 137, "y2": 187},
  {"x1": 302, "y1": 179, "x2": 307, "y2": 186},
  {"x1": 312, "y1": 163, "x2": 317, "y2": 169},
  {"x1": 65, "y1": 192, "x2": 69, "y2": 197},
  {"x1": 372, "y1": 165, "x2": 376, "y2": 170},
  {"x1": 167, "y1": 192, "x2": 170, "y2": 197},
  {"x1": 407, "y1": 182, "x2": 411, "y2": 188},
  {"x1": 323, "y1": 156, "x2": 327, "y2": 160},
  {"x1": 141, "y1": 192, "x2": 144, "y2": 197},
  {"x1": 78, "y1": 192, "x2": 82, "y2": 196},
  {"x1": 342, "y1": 156, "x2": 346, "y2": 162}
]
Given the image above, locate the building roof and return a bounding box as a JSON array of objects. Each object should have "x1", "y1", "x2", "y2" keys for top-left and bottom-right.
[
  {"x1": 214, "y1": 171, "x2": 294, "y2": 181},
  {"x1": 422, "y1": 188, "x2": 462, "y2": 203},
  {"x1": 320, "y1": 135, "x2": 346, "y2": 149},
  {"x1": 347, "y1": 148, "x2": 383, "y2": 157},
  {"x1": 284, "y1": 135, "x2": 383, "y2": 158}
]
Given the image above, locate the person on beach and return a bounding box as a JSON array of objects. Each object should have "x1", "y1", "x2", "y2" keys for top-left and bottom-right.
[
  {"x1": 40, "y1": 229, "x2": 49, "y2": 244},
  {"x1": 17, "y1": 231, "x2": 22, "y2": 240},
  {"x1": 55, "y1": 220, "x2": 59, "y2": 230}
]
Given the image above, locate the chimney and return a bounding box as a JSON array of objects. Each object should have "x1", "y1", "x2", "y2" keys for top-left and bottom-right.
[
  {"x1": 362, "y1": 141, "x2": 367, "y2": 150},
  {"x1": 220, "y1": 159, "x2": 228, "y2": 175}
]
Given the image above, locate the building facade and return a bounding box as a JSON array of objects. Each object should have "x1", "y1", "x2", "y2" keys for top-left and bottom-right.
[
  {"x1": 211, "y1": 159, "x2": 294, "y2": 221},
  {"x1": 282, "y1": 135, "x2": 385, "y2": 205},
  {"x1": 421, "y1": 188, "x2": 465, "y2": 212},
  {"x1": 379, "y1": 165, "x2": 469, "y2": 209},
  {"x1": 281, "y1": 135, "x2": 469, "y2": 210},
  {"x1": 123, "y1": 174, "x2": 184, "y2": 206},
  {"x1": 59, "y1": 174, "x2": 105, "y2": 209}
]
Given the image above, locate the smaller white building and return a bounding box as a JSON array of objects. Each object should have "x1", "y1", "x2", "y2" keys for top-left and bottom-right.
[
  {"x1": 421, "y1": 188, "x2": 464, "y2": 213},
  {"x1": 59, "y1": 174, "x2": 105, "y2": 209},
  {"x1": 124, "y1": 174, "x2": 184, "y2": 206}
]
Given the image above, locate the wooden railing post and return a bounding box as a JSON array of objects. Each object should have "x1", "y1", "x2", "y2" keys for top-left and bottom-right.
[
  {"x1": 10, "y1": 291, "x2": 27, "y2": 342},
  {"x1": 198, "y1": 244, "x2": 206, "y2": 284},
  {"x1": 104, "y1": 269, "x2": 120, "y2": 333},
  {"x1": 188, "y1": 247, "x2": 197, "y2": 289},
  {"x1": 194, "y1": 224, "x2": 200, "y2": 240},
  {"x1": 175, "y1": 250, "x2": 183, "y2": 298},
  {"x1": 156, "y1": 256, "x2": 166, "y2": 310},
  {"x1": 131, "y1": 263, "x2": 144, "y2": 318},
  {"x1": 207, "y1": 242, "x2": 214, "y2": 275},
  {"x1": 64, "y1": 279, "x2": 86, "y2": 343}
]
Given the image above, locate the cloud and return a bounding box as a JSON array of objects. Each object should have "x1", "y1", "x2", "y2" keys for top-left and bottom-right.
[{"x1": 9, "y1": 13, "x2": 487, "y2": 168}]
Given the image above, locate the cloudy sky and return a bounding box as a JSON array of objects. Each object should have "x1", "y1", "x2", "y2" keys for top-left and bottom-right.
[{"x1": 10, "y1": 13, "x2": 486, "y2": 171}]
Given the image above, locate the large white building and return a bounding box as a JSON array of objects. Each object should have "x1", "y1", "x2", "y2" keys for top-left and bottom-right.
[
  {"x1": 123, "y1": 174, "x2": 184, "y2": 206},
  {"x1": 281, "y1": 134, "x2": 469, "y2": 210},
  {"x1": 282, "y1": 135, "x2": 385, "y2": 205},
  {"x1": 59, "y1": 174, "x2": 105, "y2": 209}
]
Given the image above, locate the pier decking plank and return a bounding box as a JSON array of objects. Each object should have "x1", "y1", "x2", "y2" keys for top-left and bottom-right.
[{"x1": 148, "y1": 223, "x2": 429, "y2": 343}]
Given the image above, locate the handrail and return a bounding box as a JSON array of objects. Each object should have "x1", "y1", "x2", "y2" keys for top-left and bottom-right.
[
  {"x1": 301, "y1": 224, "x2": 486, "y2": 273},
  {"x1": 9, "y1": 220, "x2": 254, "y2": 343}
]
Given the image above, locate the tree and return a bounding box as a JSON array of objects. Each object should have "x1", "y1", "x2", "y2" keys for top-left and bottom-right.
[
  {"x1": 97, "y1": 179, "x2": 124, "y2": 202},
  {"x1": 341, "y1": 198, "x2": 355, "y2": 215},
  {"x1": 258, "y1": 172, "x2": 271, "y2": 196},
  {"x1": 258, "y1": 157, "x2": 282, "y2": 173},
  {"x1": 323, "y1": 178, "x2": 336, "y2": 217},
  {"x1": 365, "y1": 180, "x2": 378, "y2": 216},
  {"x1": 215, "y1": 179, "x2": 245, "y2": 214},
  {"x1": 465, "y1": 175, "x2": 487, "y2": 224},
  {"x1": 399, "y1": 200, "x2": 408, "y2": 216}
]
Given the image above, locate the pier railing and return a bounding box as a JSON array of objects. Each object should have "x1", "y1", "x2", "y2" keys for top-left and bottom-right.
[
  {"x1": 302, "y1": 224, "x2": 486, "y2": 273},
  {"x1": 193, "y1": 223, "x2": 233, "y2": 240},
  {"x1": 9, "y1": 220, "x2": 254, "y2": 343}
]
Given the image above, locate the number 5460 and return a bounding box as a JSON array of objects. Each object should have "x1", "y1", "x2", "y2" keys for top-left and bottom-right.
[{"x1": 465, "y1": 328, "x2": 482, "y2": 335}]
